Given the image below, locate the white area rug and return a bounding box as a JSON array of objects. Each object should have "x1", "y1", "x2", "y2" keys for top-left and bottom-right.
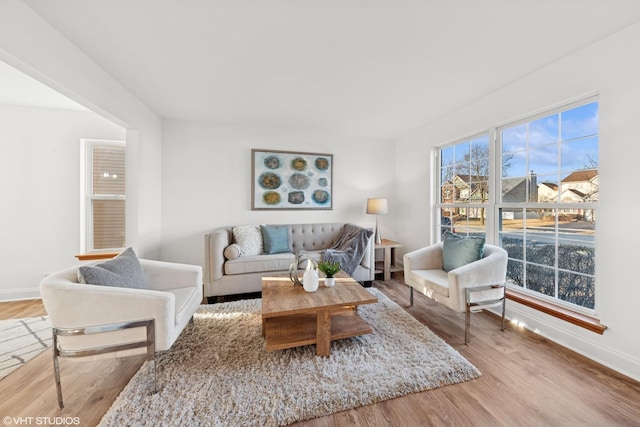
[
  {"x1": 100, "y1": 289, "x2": 480, "y2": 426},
  {"x1": 0, "y1": 316, "x2": 52, "y2": 380}
]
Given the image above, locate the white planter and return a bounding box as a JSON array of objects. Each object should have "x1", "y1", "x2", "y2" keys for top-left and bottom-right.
[{"x1": 324, "y1": 277, "x2": 335, "y2": 287}]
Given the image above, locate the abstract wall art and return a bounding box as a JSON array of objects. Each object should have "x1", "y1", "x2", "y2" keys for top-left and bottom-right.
[{"x1": 251, "y1": 149, "x2": 333, "y2": 210}]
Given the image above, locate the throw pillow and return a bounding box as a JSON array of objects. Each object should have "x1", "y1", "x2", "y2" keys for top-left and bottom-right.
[
  {"x1": 260, "y1": 225, "x2": 292, "y2": 255},
  {"x1": 442, "y1": 232, "x2": 485, "y2": 272},
  {"x1": 232, "y1": 225, "x2": 263, "y2": 256},
  {"x1": 77, "y1": 247, "x2": 148, "y2": 289},
  {"x1": 223, "y1": 243, "x2": 242, "y2": 260}
]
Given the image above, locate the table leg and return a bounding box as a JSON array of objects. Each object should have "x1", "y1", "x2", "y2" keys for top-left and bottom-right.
[
  {"x1": 316, "y1": 309, "x2": 331, "y2": 356},
  {"x1": 383, "y1": 246, "x2": 392, "y2": 281},
  {"x1": 261, "y1": 317, "x2": 266, "y2": 337}
]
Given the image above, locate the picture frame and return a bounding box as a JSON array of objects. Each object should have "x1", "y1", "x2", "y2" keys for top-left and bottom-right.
[{"x1": 251, "y1": 149, "x2": 333, "y2": 210}]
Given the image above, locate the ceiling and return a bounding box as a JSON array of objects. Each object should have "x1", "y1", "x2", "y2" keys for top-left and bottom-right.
[{"x1": 13, "y1": 0, "x2": 640, "y2": 138}]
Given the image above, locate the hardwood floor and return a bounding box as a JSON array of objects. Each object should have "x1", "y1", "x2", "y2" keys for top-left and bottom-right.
[{"x1": 2, "y1": 276, "x2": 639, "y2": 426}]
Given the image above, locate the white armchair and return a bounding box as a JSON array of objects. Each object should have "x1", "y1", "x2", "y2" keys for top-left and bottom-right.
[
  {"x1": 39, "y1": 258, "x2": 203, "y2": 408},
  {"x1": 404, "y1": 242, "x2": 508, "y2": 344}
]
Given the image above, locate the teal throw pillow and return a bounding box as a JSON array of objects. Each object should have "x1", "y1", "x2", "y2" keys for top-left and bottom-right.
[
  {"x1": 260, "y1": 225, "x2": 292, "y2": 255},
  {"x1": 78, "y1": 247, "x2": 148, "y2": 289},
  {"x1": 442, "y1": 232, "x2": 485, "y2": 272}
]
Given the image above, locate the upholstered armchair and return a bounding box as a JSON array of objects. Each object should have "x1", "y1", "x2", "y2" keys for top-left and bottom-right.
[
  {"x1": 403, "y1": 242, "x2": 508, "y2": 344},
  {"x1": 40, "y1": 253, "x2": 203, "y2": 408}
]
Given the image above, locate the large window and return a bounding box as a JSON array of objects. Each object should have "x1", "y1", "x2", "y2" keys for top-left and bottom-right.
[
  {"x1": 437, "y1": 98, "x2": 598, "y2": 313},
  {"x1": 438, "y1": 134, "x2": 491, "y2": 239},
  {"x1": 81, "y1": 139, "x2": 126, "y2": 253}
]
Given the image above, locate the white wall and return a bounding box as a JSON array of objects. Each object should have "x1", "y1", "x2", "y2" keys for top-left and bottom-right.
[
  {"x1": 0, "y1": 104, "x2": 125, "y2": 300},
  {"x1": 396, "y1": 22, "x2": 640, "y2": 380},
  {"x1": 160, "y1": 121, "x2": 396, "y2": 267},
  {"x1": 0, "y1": 0, "x2": 163, "y2": 259}
]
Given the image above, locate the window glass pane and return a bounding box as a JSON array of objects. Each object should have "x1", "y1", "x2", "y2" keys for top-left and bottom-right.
[
  {"x1": 93, "y1": 145, "x2": 125, "y2": 196},
  {"x1": 502, "y1": 124, "x2": 527, "y2": 153},
  {"x1": 558, "y1": 271, "x2": 595, "y2": 309},
  {"x1": 528, "y1": 114, "x2": 559, "y2": 147},
  {"x1": 529, "y1": 145, "x2": 559, "y2": 175},
  {"x1": 441, "y1": 145, "x2": 454, "y2": 167},
  {"x1": 526, "y1": 264, "x2": 556, "y2": 297},
  {"x1": 561, "y1": 102, "x2": 598, "y2": 141},
  {"x1": 500, "y1": 208, "x2": 524, "y2": 261},
  {"x1": 454, "y1": 140, "x2": 470, "y2": 164},
  {"x1": 506, "y1": 259, "x2": 524, "y2": 287},
  {"x1": 92, "y1": 200, "x2": 125, "y2": 250},
  {"x1": 503, "y1": 151, "x2": 526, "y2": 178},
  {"x1": 440, "y1": 208, "x2": 455, "y2": 238},
  {"x1": 536, "y1": 175, "x2": 559, "y2": 203},
  {"x1": 502, "y1": 176, "x2": 527, "y2": 202},
  {"x1": 561, "y1": 137, "x2": 599, "y2": 171}
]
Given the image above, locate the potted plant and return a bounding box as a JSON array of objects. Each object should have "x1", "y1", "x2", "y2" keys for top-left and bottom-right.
[{"x1": 318, "y1": 260, "x2": 341, "y2": 287}]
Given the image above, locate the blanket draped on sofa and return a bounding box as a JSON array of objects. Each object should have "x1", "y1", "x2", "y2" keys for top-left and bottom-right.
[{"x1": 323, "y1": 224, "x2": 373, "y2": 276}]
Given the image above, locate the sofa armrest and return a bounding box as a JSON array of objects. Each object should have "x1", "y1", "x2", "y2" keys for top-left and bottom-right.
[
  {"x1": 40, "y1": 280, "x2": 175, "y2": 342},
  {"x1": 205, "y1": 227, "x2": 232, "y2": 283},
  {"x1": 141, "y1": 259, "x2": 202, "y2": 292},
  {"x1": 403, "y1": 243, "x2": 444, "y2": 273}
]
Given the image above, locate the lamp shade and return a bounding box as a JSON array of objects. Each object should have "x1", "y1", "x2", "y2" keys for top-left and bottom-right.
[{"x1": 366, "y1": 198, "x2": 389, "y2": 215}]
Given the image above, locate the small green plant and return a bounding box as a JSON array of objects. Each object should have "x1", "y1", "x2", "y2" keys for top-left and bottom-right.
[{"x1": 318, "y1": 260, "x2": 341, "y2": 278}]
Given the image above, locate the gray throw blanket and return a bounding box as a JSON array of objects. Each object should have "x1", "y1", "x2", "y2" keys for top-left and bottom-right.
[{"x1": 323, "y1": 224, "x2": 373, "y2": 276}]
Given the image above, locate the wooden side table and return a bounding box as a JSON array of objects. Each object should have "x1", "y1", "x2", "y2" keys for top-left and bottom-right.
[{"x1": 374, "y1": 239, "x2": 403, "y2": 281}]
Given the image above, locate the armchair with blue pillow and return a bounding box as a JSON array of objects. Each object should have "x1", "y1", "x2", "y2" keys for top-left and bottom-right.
[{"x1": 403, "y1": 232, "x2": 508, "y2": 344}]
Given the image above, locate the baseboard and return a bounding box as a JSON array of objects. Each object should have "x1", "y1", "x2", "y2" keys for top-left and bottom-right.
[
  {"x1": 0, "y1": 287, "x2": 41, "y2": 302},
  {"x1": 503, "y1": 303, "x2": 640, "y2": 382}
]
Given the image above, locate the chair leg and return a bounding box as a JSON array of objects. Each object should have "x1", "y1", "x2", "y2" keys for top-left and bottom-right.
[
  {"x1": 501, "y1": 287, "x2": 506, "y2": 332},
  {"x1": 465, "y1": 302, "x2": 471, "y2": 345},
  {"x1": 409, "y1": 286, "x2": 414, "y2": 306},
  {"x1": 52, "y1": 330, "x2": 64, "y2": 409}
]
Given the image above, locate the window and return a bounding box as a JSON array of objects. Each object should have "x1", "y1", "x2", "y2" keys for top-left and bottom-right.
[
  {"x1": 436, "y1": 98, "x2": 598, "y2": 314},
  {"x1": 437, "y1": 134, "x2": 491, "y2": 239},
  {"x1": 499, "y1": 99, "x2": 598, "y2": 312},
  {"x1": 81, "y1": 139, "x2": 126, "y2": 253}
]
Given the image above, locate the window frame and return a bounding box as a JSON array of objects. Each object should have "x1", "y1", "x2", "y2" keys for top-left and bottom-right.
[
  {"x1": 80, "y1": 139, "x2": 126, "y2": 254},
  {"x1": 434, "y1": 96, "x2": 599, "y2": 320}
]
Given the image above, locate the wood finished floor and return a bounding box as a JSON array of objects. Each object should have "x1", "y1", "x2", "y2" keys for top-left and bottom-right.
[{"x1": 1, "y1": 275, "x2": 639, "y2": 426}]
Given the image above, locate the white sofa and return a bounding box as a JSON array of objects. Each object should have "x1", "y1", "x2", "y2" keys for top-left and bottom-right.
[{"x1": 204, "y1": 223, "x2": 375, "y2": 298}]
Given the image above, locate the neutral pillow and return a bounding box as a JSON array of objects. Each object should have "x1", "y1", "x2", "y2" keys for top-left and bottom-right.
[
  {"x1": 261, "y1": 225, "x2": 292, "y2": 255},
  {"x1": 77, "y1": 247, "x2": 148, "y2": 289},
  {"x1": 232, "y1": 225, "x2": 263, "y2": 256},
  {"x1": 442, "y1": 232, "x2": 485, "y2": 272},
  {"x1": 223, "y1": 243, "x2": 242, "y2": 260}
]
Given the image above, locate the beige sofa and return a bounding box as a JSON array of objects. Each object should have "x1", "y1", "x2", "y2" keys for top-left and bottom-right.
[{"x1": 204, "y1": 223, "x2": 375, "y2": 298}]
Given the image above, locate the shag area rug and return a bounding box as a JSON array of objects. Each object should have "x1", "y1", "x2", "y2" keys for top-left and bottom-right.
[
  {"x1": 0, "y1": 316, "x2": 52, "y2": 380},
  {"x1": 100, "y1": 288, "x2": 480, "y2": 426}
]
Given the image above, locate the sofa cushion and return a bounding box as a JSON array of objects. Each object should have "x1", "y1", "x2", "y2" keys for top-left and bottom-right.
[
  {"x1": 261, "y1": 225, "x2": 292, "y2": 254},
  {"x1": 233, "y1": 225, "x2": 263, "y2": 256},
  {"x1": 442, "y1": 232, "x2": 485, "y2": 272},
  {"x1": 77, "y1": 247, "x2": 148, "y2": 289},
  {"x1": 409, "y1": 269, "x2": 449, "y2": 297},
  {"x1": 223, "y1": 244, "x2": 242, "y2": 260},
  {"x1": 225, "y1": 253, "x2": 295, "y2": 275}
]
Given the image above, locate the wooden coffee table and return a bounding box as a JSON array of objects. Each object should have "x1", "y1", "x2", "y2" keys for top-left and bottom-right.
[{"x1": 261, "y1": 271, "x2": 378, "y2": 357}]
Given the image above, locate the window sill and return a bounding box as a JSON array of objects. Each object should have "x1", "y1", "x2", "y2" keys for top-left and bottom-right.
[
  {"x1": 75, "y1": 252, "x2": 120, "y2": 261},
  {"x1": 506, "y1": 288, "x2": 607, "y2": 335}
]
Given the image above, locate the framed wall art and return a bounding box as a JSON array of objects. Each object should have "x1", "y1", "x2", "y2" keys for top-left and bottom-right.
[{"x1": 252, "y1": 149, "x2": 333, "y2": 210}]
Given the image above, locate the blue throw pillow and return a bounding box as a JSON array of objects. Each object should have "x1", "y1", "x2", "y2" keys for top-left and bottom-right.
[
  {"x1": 78, "y1": 247, "x2": 148, "y2": 289},
  {"x1": 442, "y1": 232, "x2": 485, "y2": 272},
  {"x1": 260, "y1": 225, "x2": 292, "y2": 255}
]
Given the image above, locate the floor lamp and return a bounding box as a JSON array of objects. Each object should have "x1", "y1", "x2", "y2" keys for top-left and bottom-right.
[{"x1": 366, "y1": 198, "x2": 388, "y2": 244}]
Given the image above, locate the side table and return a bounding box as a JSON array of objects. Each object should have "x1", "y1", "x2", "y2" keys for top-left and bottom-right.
[{"x1": 374, "y1": 239, "x2": 403, "y2": 281}]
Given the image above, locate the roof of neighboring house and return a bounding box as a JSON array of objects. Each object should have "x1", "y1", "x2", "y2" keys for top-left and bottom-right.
[
  {"x1": 562, "y1": 169, "x2": 598, "y2": 182},
  {"x1": 566, "y1": 188, "x2": 587, "y2": 198},
  {"x1": 540, "y1": 182, "x2": 558, "y2": 190}
]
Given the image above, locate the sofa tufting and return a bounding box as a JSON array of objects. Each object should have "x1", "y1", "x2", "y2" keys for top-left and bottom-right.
[{"x1": 204, "y1": 223, "x2": 375, "y2": 298}]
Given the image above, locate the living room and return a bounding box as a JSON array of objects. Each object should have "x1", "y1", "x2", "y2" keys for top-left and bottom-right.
[{"x1": 2, "y1": 1, "x2": 640, "y2": 425}]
